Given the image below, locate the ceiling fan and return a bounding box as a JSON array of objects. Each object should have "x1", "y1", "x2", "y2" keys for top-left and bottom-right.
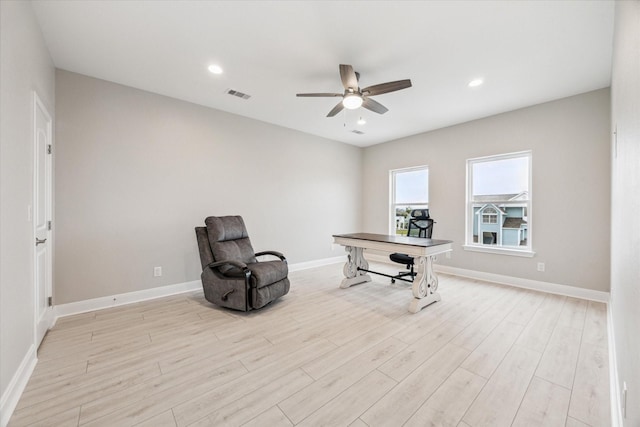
[{"x1": 297, "y1": 64, "x2": 412, "y2": 117}]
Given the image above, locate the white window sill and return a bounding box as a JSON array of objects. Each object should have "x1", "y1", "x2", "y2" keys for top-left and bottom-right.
[{"x1": 462, "y1": 244, "x2": 536, "y2": 258}]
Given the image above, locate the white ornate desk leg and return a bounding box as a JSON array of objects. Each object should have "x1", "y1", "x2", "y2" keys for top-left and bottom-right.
[
  {"x1": 340, "y1": 246, "x2": 372, "y2": 288},
  {"x1": 408, "y1": 255, "x2": 441, "y2": 313}
]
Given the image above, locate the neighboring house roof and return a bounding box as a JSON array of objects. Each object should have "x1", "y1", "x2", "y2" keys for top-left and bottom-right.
[
  {"x1": 475, "y1": 203, "x2": 507, "y2": 215},
  {"x1": 503, "y1": 217, "x2": 528, "y2": 228},
  {"x1": 472, "y1": 192, "x2": 529, "y2": 202},
  {"x1": 508, "y1": 191, "x2": 529, "y2": 201}
]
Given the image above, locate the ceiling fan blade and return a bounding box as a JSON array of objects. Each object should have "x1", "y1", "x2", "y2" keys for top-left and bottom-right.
[
  {"x1": 327, "y1": 101, "x2": 345, "y2": 117},
  {"x1": 296, "y1": 93, "x2": 343, "y2": 97},
  {"x1": 362, "y1": 79, "x2": 412, "y2": 96},
  {"x1": 362, "y1": 97, "x2": 389, "y2": 114},
  {"x1": 339, "y1": 64, "x2": 358, "y2": 90}
]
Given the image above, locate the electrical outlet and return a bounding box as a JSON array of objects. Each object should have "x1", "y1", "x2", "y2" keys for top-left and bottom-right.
[
  {"x1": 154, "y1": 266, "x2": 162, "y2": 277},
  {"x1": 537, "y1": 262, "x2": 545, "y2": 272}
]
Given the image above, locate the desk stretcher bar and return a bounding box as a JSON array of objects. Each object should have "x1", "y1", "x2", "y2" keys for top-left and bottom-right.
[{"x1": 332, "y1": 233, "x2": 452, "y2": 314}]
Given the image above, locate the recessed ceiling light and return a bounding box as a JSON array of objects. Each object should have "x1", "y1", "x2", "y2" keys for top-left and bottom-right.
[
  {"x1": 357, "y1": 117, "x2": 367, "y2": 125},
  {"x1": 208, "y1": 64, "x2": 223, "y2": 75},
  {"x1": 468, "y1": 78, "x2": 483, "y2": 87}
]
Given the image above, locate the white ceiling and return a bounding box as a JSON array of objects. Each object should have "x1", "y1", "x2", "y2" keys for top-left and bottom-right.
[{"x1": 31, "y1": 1, "x2": 614, "y2": 147}]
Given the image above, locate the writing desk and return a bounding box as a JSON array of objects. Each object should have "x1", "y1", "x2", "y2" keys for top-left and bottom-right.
[{"x1": 332, "y1": 233, "x2": 452, "y2": 313}]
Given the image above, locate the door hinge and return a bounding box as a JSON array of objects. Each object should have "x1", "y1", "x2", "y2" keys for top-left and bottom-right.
[
  {"x1": 47, "y1": 145, "x2": 52, "y2": 154},
  {"x1": 47, "y1": 220, "x2": 52, "y2": 230},
  {"x1": 48, "y1": 296, "x2": 53, "y2": 307}
]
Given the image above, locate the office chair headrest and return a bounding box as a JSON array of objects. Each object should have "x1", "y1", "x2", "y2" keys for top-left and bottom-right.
[{"x1": 410, "y1": 209, "x2": 430, "y2": 219}]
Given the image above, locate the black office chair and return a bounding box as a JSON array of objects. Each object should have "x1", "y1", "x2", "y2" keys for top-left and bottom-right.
[{"x1": 390, "y1": 209, "x2": 434, "y2": 283}]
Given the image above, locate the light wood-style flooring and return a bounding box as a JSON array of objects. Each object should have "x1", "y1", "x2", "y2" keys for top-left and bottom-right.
[{"x1": 9, "y1": 262, "x2": 611, "y2": 427}]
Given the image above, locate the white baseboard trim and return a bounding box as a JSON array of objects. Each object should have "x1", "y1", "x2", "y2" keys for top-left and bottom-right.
[
  {"x1": 54, "y1": 280, "x2": 201, "y2": 319},
  {"x1": 0, "y1": 344, "x2": 37, "y2": 427},
  {"x1": 435, "y1": 265, "x2": 609, "y2": 302},
  {"x1": 53, "y1": 256, "x2": 346, "y2": 319},
  {"x1": 364, "y1": 253, "x2": 610, "y2": 303},
  {"x1": 607, "y1": 301, "x2": 622, "y2": 427},
  {"x1": 288, "y1": 256, "x2": 344, "y2": 272},
  {"x1": 52, "y1": 253, "x2": 609, "y2": 315}
]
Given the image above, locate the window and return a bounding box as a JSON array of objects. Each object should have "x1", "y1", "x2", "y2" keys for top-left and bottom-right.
[
  {"x1": 482, "y1": 214, "x2": 497, "y2": 224},
  {"x1": 465, "y1": 151, "x2": 533, "y2": 256},
  {"x1": 481, "y1": 207, "x2": 498, "y2": 224},
  {"x1": 390, "y1": 166, "x2": 428, "y2": 235}
]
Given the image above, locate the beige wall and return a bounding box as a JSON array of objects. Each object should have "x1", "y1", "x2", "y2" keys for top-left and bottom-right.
[
  {"x1": 0, "y1": 0, "x2": 55, "y2": 407},
  {"x1": 610, "y1": 1, "x2": 640, "y2": 424},
  {"x1": 54, "y1": 70, "x2": 362, "y2": 304},
  {"x1": 362, "y1": 89, "x2": 611, "y2": 292}
]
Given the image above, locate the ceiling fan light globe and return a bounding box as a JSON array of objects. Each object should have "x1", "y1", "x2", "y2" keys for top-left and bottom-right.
[
  {"x1": 343, "y1": 94, "x2": 363, "y2": 109},
  {"x1": 208, "y1": 64, "x2": 223, "y2": 74}
]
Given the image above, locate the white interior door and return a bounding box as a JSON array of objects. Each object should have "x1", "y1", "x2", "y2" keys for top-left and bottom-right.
[{"x1": 34, "y1": 92, "x2": 53, "y2": 347}]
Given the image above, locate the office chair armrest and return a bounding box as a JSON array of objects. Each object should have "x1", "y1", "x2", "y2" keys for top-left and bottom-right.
[{"x1": 255, "y1": 251, "x2": 287, "y2": 263}]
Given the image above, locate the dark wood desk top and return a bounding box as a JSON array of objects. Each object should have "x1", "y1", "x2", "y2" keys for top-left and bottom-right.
[{"x1": 333, "y1": 233, "x2": 452, "y2": 248}]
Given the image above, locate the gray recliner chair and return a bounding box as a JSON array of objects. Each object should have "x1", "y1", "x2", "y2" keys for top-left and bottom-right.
[{"x1": 195, "y1": 216, "x2": 290, "y2": 311}]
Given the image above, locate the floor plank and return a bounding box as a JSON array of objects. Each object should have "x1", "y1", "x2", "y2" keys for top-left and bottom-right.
[
  {"x1": 460, "y1": 320, "x2": 524, "y2": 379},
  {"x1": 133, "y1": 410, "x2": 177, "y2": 427},
  {"x1": 511, "y1": 376, "x2": 571, "y2": 427},
  {"x1": 535, "y1": 325, "x2": 582, "y2": 389},
  {"x1": 403, "y1": 367, "x2": 486, "y2": 427},
  {"x1": 241, "y1": 406, "x2": 293, "y2": 427},
  {"x1": 280, "y1": 337, "x2": 406, "y2": 424},
  {"x1": 568, "y1": 301, "x2": 610, "y2": 427},
  {"x1": 461, "y1": 345, "x2": 542, "y2": 427},
  {"x1": 296, "y1": 370, "x2": 396, "y2": 427},
  {"x1": 568, "y1": 342, "x2": 611, "y2": 426},
  {"x1": 360, "y1": 342, "x2": 470, "y2": 426},
  {"x1": 203, "y1": 369, "x2": 313, "y2": 426}
]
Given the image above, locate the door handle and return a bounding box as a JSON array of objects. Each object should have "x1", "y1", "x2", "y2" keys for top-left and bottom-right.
[{"x1": 36, "y1": 238, "x2": 47, "y2": 246}]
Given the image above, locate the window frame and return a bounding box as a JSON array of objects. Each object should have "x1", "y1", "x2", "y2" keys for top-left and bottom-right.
[
  {"x1": 464, "y1": 151, "x2": 535, "y2": 257},
  {"x1": 389, "y1": 165, "x2": 429, "y2": 235}
]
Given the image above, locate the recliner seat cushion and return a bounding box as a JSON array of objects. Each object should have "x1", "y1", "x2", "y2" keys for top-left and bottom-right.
[{"x1": 247, "y1": 261, "x2": 288, "y2": 288}]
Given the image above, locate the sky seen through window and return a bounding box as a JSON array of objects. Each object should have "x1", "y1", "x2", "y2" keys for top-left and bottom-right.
[
  {"x1": 395, "y1": 169, "x2": 428, "y2": 204},
  {"x1": 473, "y1": 156, "x2": 529, "y2": 196}
]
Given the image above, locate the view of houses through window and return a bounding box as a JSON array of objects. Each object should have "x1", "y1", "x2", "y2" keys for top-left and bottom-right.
[
  {"x1": 467, "y1": 152, "x2": 531, "y2": 250},
  {"x1": 390, "y1": 166, "x2": 429, "y2": 235}
]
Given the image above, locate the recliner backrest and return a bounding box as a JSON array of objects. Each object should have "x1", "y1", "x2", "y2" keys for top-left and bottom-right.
[
  {"x1": 195, "y1": 227, "x2": 214, "y2": 269},
  {"x1": 205, "y1": 216, "x2": 257, "y2": 273}
]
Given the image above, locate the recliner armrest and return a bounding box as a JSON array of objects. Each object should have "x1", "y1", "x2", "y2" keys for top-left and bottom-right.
[
  {"x1": 255, "y1": 251, "x2": 287, "y2": 263},
  {"x1": 207, "y1": 259, "x2": 250, "y2": 273}
]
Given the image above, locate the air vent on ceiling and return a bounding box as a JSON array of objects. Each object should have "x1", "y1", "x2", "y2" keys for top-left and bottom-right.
[
  {"x1": 351, "y1": 129, "x2": 365, "y2": 135},
  {"x1": 225, "y1": 88, "x2": 251, "y2": 100}
]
